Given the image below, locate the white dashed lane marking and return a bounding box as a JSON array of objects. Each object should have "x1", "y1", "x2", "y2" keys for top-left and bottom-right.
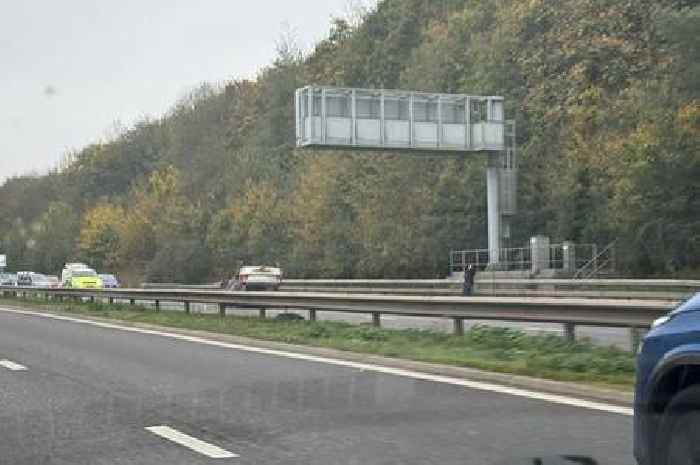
[
  {"x1": 0, "y1": 359, "x2": 27, "y2": 371},
  {"x1": 145, "y1": 425, "x2": 239, "y2": 459}
]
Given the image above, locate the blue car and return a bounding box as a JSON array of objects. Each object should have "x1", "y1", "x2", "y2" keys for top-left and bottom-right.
[
  {"x1": 99, "y1": 274, "x2": 120, "y2": 288},
  {"x1": 635, "y1": 292, "x2": 700, "y2": 465}
]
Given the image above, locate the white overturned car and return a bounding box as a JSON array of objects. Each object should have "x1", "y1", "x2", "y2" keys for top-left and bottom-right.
[{"x1": 236, "y1": 266, "x2": 282, "y2": 291}]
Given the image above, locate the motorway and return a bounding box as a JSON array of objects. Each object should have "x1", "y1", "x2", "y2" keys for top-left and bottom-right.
[{"x1": 0, "y1": 305, "x2": 634, "y2": 465}]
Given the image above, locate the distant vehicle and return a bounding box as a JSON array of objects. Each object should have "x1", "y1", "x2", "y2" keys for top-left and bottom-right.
[
  {"x1": 16, "y1": 271, "x2": 34, "y2": 287},
  {"x1": 635, "y1": 292, "x2": 700, "y2": 465},
  {"x1": 29, "y1": 274, "x2": 52, "y2": 288},
  {"x1": 0, "y1": 272, "x2": 17, "y2": 286},
  {"x1": 17, "y1": 272, "x2": 52, "y2": 288},
  {"x1": 61, "y1": 263, "x2": 103, "y2": 289},
  {"x1": 99, "y1": 274, "x2": 120, "y2": 288},
  {"x1": 235, "y1": 266, "x2": 282, "y2": 291},
  {"x1": 61, "y1": 262, "x2": 90, "y2": 285}
]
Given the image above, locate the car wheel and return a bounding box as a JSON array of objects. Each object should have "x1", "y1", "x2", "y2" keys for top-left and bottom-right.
[{"x1": 656, "y1": 385, "x2": 700, "y2": 465}]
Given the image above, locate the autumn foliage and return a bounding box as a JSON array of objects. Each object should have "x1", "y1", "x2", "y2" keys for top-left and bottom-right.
[{"x1": 1, "y1": 0, "x2": 698, "y2": 282}]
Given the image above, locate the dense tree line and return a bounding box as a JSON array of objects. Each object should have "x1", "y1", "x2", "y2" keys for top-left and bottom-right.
[{"x1": 1, "y1": 0, "x2": 698, "y2": 283}]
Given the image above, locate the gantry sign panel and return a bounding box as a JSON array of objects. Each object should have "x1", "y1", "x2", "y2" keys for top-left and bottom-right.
[{"x1": 295, "y1": 86, "x2": 506, "y2": 152}]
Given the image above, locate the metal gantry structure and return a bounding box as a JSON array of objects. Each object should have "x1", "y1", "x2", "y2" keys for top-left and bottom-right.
[{"x1": 295, "y1": 86, "x2": 516, "y2": 266}]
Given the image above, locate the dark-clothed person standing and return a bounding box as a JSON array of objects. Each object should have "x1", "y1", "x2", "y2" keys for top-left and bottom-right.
[{"x1": 463, "y1": 264, "x2": 476, "y2": 296}]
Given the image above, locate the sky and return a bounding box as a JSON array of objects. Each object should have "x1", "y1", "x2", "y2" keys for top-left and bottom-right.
[{"x1": 0, "y1": 0, "x2": 374, "y2": 182}]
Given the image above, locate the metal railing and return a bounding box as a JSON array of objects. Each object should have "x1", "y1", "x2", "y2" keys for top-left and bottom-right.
[
  {"x1": 450, "y1": 243, "x2": 611, "y2": 275},
  {"x1": 574, "y1": 241, "x2": 617, "y2": 279},
  {"x1": 0, "y1": 285, "x2": 675, "y2": 342},
  {"x1": 142, "y1": 278, "x2": 697, "y2": 300},
  {"x1": 470, "y1": 277, "x2": 697, "y2": 301},
  {"x1": 449, "y1": 249, "x2": 491, "y2": 271}
]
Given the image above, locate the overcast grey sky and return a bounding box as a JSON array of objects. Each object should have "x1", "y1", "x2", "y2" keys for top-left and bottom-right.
[{"x1": 0, "y1": 1, "x2": 373, "y2": 182}]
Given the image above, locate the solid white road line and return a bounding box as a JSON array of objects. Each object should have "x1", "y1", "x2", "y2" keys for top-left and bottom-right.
[
  {"x1": 145, "y1": 425, "x2": 238, "y2": 458},
  {"x1": 0, "y1": 307, "x2": 633, "y2": 416},
  {"x1": 0, "y1": 359, "x2": 27, "y2": 371}
]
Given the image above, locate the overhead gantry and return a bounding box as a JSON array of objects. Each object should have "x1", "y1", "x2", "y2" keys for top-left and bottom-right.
[{"x1": 295, "y1": 86, "x2": 516, "y2": 266}]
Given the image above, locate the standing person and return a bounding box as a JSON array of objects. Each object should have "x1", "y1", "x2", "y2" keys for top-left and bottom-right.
[{"x1": 463, "y1": 264, "x2": 476, "y2": 296}]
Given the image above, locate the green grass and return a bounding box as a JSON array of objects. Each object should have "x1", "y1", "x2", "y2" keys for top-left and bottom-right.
[{"x1": 4, "y1": 297, "x2": 636, "y2": 389}]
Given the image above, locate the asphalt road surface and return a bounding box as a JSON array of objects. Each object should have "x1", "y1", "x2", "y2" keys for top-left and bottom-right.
[{"x1": 0, "y1": 305, "x2": 634, "y2": 465}]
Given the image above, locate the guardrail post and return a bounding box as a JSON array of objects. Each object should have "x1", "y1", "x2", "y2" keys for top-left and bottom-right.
[
  {"x1": 89, "y1": 296, "x2": 95, "y2": 303},
  {"x1": 130, "y1": 299, "x2": 135, "y2": 306},
  {"x1": 372, "y1": 312, "x2": 381, "y2": 327},
  {"x1": 308, "y1": 309, "x2": 317, "y2": 321},
  {"x1": 630, "y1": 327, "x2": 644, "y2": 353},
  {"x1": 219, "y1": 303, "x2": 226, "y2": 317},
  {"x1": 259, "y1": 308, "x2": 266, "y2": 319},
  {"x1": 184, "y1": 301, "x2": 191, "y2": 314},
  {"x1": 108, "y1": 297, "x2": 114, "y2": 305},
  {"x1": 564, "y1": 323, "x2": 576, "y2": 342},
  {"x1": 453, "y1": 318, "x2": 464, "y2": 336},
  {"x1": 154, "y1": 300, "x2": 160, "y2": 311}
]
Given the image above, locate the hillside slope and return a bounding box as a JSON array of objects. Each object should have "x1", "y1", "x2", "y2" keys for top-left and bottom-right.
[{"x1": 1, "y1": 0, "x2": 698, "y2": 282}]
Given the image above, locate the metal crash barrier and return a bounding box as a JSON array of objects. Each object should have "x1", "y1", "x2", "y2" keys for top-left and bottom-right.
[{"x1": 0, "y1": 286, "x2": 674, "y2": 345}]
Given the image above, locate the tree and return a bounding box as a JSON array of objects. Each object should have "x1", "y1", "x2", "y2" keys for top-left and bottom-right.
[
  {"x1": 2, "y1": 0, "x2": 698, "y2": 278},
  {"x1": 29, "y1": 202, "x2": 79, "y2": 274},
  {"x1": 287, "y1": 153, "x2": 359, "y2": 277},
  {"x1": 207, "y1": 180, "x2": 290, "y2": 275},
  {"x1": 79, "y1": 203, "x2": 125, "y2": 271}
]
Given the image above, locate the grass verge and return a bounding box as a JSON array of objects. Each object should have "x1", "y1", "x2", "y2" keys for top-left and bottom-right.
[{"x1": 2, "y1": 297, "x2": 635, "y2": 389}]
